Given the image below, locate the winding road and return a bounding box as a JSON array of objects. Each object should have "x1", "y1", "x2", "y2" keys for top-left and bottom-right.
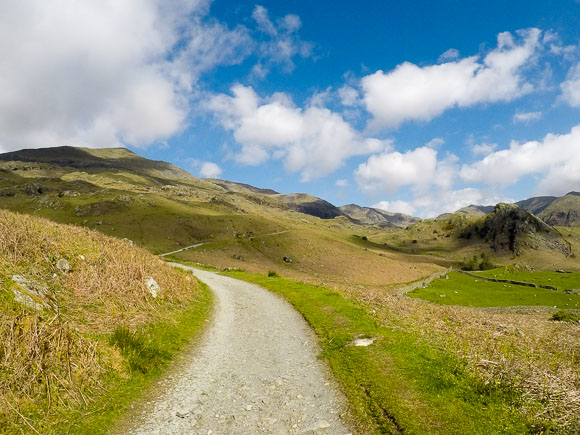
[{"x1": 127, "y1": 265, "x2": 350, "y2": 434}]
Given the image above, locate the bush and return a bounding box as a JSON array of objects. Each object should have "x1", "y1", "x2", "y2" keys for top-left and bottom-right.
[
  {"x1": 361, "y1": 235, "x2": 368, "y2": 241},
  {"x1": 462, "y1": 253, "x2": 494, "y2": 271},
  {"x1": 267, "y1": 270, "x2": 279, "y2": 277},
  {"x1": 551, "y1": 311, "x2": 580, "y2": 322}
]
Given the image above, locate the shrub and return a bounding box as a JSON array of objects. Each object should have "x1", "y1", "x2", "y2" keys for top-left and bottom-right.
[
  {"x1": 551, "y1": 311, "x2": 580, "y2": 322},
  {"x1": 267, "y1": 270, "x2": 279, "y2": 277},
  {"x1": 361, "y1": 235, "x2": 368, "y2": 241}
]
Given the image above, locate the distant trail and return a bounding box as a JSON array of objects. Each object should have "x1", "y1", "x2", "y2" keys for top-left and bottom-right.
[
  {"x1": 127, "y1": 266, "x2": 350, "y2": 434},
  {"x1": 157, "y1": 230, "x2": 291, "y2": 257},
  {"x1": 158, "y1": 243, "x2": 204, "y2": 257}
]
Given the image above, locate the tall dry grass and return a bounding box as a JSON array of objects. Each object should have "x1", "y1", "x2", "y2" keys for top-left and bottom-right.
[
  {"x1": 0, "y1": 209, "x2": 198, "y2": 430},
  {"x1": 345, "y1": 283, "x2": 580, "y2": 430}
]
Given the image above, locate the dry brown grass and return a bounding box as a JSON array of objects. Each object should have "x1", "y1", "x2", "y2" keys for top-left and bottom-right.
[
  {"x1": 347, "y1": 285, "x2": 580, "y2": 430},
  {"x1": 0, "y1": 209, "x2": 198, "y2": 431}
]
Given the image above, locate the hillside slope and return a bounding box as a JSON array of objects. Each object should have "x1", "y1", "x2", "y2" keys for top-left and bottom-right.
[
  {"x1": 338, "y1": 203, "x2": 420, "y2": 228},
  {"x1": 0, "y1": 209, "x2": 209, "y2": 433},
  {"x1": 537, "y1": 191, "x2": 580, "y2": 226}
]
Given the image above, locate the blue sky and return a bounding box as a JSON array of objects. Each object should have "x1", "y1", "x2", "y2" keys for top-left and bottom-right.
[{"x1": 1, "y1": 1, "x2": 579, "y2": 216}]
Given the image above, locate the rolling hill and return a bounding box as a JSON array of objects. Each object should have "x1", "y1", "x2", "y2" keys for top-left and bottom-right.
[
  {"x1": 0, "y1": 146, "x2": 578, "y2": 279},
  {"x1": 338, "y1": 203, "x2": 421, "y2": 228}
]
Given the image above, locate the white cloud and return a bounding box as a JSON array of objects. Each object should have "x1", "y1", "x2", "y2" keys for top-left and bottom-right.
[
  {"x1": 513, "y1": 111, "x2": 542, "y2": 123},
  {"x1": 0, "y1": 0, "x2": 252, "y2": 152},
  {"x1": 338, "y1": 85, "x2": 361, "y2": 107},
  {"x1": 251, "y1": 5, "x2": 313, "y2": 78},
  {"x1": 471, "y1": 142, "x2": 497, "y2": 156},
  {"x1": 373, "y1": 200, "x2": 416, "y2": 216},
  {"x1": 561, "y1": 63, "x2": 580, "y2": 107},
  {"x1": 355, "y1": 146, "x2": 457, "y2": 194},
  {"x1": 460, "y1": 124, "x2": 580, "y2": 194},
  {"x1": 207, "y1": 84, "x2": 391, "y2": 181},
  {"x1": 374, "y1": 188, "x2": 507, "y2": 219},
  {"x1": 411, "y1": 188, "x2": 507, "y2": 218},
  {"x1": 361, "y1": 28, "x2": 541, "y2": 129},
  {"x1": 199, "y1": 161, "x2": 222, "y2": 178},
  {"x1": 438, "y1": 48, "x2": 460, "y2": 62},
  {"x1": 335, "y1": 179, "x2": 349, "y2": 187},
  {"x1": 425, "y1": 137, "x2": 445, "y2": 148}
]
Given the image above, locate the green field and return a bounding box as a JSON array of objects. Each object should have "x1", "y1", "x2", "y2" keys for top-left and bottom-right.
[
  {"x1": 408, "y1": 271, "x2": 580, "y2": 309},
  {"x1": 475, "y1": 267, "x2": 580, "y2": 290}
]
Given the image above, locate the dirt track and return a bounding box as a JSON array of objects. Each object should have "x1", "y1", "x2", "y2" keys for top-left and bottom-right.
[{"x1": 127, "y1": 266, "x2": 350, "y2": 434}]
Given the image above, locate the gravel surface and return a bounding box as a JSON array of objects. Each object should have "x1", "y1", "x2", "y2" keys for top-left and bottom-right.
[{"x1": 127, "y1": 266, "x2": 351, "y2": 434}]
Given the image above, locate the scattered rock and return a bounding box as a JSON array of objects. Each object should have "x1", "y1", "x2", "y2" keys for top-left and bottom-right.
[
  {"x1": 145, "y1": 277, "x2": 161, "y2": 298},
  {"x1": 283, "y1": 256, "x2": 293, "y2": 264},
  {"x1": 116, "y1": 194, "x2": 133, "y2": 203},
  {"x1": 56, "y1": 258, "x2": 71, "y2": 272},
  {"x1": 22, "y1": 183, "x2": 43, "y2": 196},
  {"x1": 122, "y1": 238, "x2": 134, "y2": 245},
  {"x1": 301, "y1": 420, "x2": 331, "y2": 433},
  {"x1": 232, "y1": 254, "x2": 245, "y2": 261},
  {"x1": 10, "y1": 275, "x2": 57, "y2": 312},
  {"x1": 175, "y1": 410, "x2": 191, "y2": 418},
  {"x1": 348, "y1": 337, "x2": 374, "y2": 347},
  {"x1": 58, "y1": 190, "x2": 80, "y2": 197}
]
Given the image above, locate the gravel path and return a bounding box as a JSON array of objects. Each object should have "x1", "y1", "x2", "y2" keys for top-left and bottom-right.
[{"x1": 127, "y1": 266, "x2": 351, "y2": 434}]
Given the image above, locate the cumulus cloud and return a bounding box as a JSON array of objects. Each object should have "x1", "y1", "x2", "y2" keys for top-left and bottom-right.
[
  {"x1": 206, "y1": 84, "x2": 391, "y2": 181},
  {"x1": 355, "y1": 146, "x2": 457, "y2": 194},
  {"x1": 513, "y1": 111, "x2": 542, "y2": 123},
  {"x1": 425, "y1": 138, "x2": 445, "y2": 149},
  {"x1": 374, "y1": 188, "x2": 507, "y2": 218},
  {"x1": 251, "y1": 5, "x2": 313, "y2": 78},
  {"x1": 335, "y1": 179, "x2": 349, "y2": 187},
  {"x1": 411, "y1": 188, "x2": 507, "y2": 218},
  {"x1": 561, "y1": 63, "x2": 580, "y2": 107},
  {"x1": 372, "y1": 200, "x2": 416, "y2": 216},
  {"x1": 338, "y1": 85, "x2": 361, "y2": 107},
  {"x1": 438, "y1": 48, "x2": 460, "y2": 62},
  {"x1": 361, "y1": 28, "x2": 541, "y2": 129},
  {"x1": 199, "y1": 161, "x2": 223, "y2": 178},
  {"x1": 471, "y1": 142, "x2": 497, "y2": 156},
  {"x1": 0, "y1": 0, "x2": 254, "y2": 152},
  {"x1": 460, "y1": 124, "x2": 580, "y2": 194}
]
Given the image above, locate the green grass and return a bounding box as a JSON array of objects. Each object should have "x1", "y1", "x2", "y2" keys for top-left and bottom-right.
[
  {"x1": 223, "y1": 270, "x2": 543, "y2": 434},
  {"x1": 409, "y1": 271, "x2": 580, "y2": 309},
  {"x1": 475, "y1": 267, "x2": 580, "y2": 290},
  {"x1": 52, "y1": 281, "x2": 213, "y2": 435},
  {"x1": 551, "y1": 310, "x2": 580, "y2": 322}
]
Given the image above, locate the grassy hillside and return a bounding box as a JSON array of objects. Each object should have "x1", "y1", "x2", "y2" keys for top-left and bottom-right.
[
  {"x1": 538, "y1": 192, "x2": 580, "y2": 227},
  {"x1": 0, "y1": 210, "x2": 211, "y2": 434}
]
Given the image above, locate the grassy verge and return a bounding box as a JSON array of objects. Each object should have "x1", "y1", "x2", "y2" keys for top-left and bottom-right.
[
  {"x1": 408, "y1": 271, "x2": 580, "y2": 309},
  {"x1": 0, "y1": 210, "x2": 214, "y2": 434},
  {"x1": 222, "y1": 270, "x2": 542, "y2": 434},
  {"x1": 63, "y1": 281, "x2": 213, "y2": 434}
]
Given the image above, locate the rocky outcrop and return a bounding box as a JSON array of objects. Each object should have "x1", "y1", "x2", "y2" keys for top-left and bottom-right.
[
  {"x1": 462, "y1": 203, "x2": 572, "y2": 256},
  {"x1": 10, "y1": 275, "x2": 58, "y2": 312}
]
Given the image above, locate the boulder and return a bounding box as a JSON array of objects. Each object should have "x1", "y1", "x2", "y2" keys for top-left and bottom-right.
[
  {"x1": 11, "y1": 275, "x2": 58, "y2": 312},
  {"x1": 56, "y1": 258, "x2": 71, "y2": 272},
  {"x1": 145, "y1": 277, "x2": 161, "y2": 298}
]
